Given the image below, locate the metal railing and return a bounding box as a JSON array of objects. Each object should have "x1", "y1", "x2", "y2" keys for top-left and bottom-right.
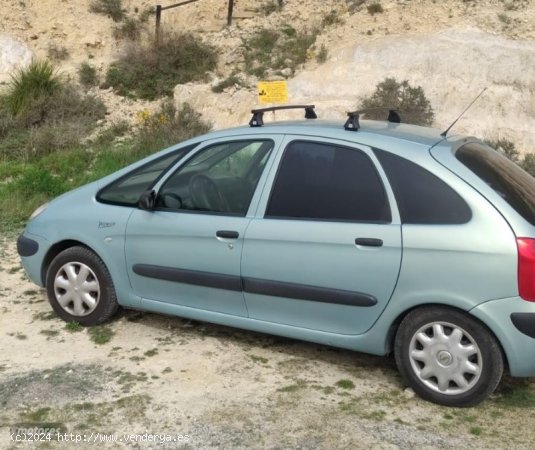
[{"x1": 155, "y1": 0, "x2": 236, "y2": 42}]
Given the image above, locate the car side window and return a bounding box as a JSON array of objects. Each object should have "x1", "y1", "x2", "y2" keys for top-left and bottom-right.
[
  {"x1": 266, "y1": 141, "x2": 391, "y2": 222},
  {"x1": 97, "y1": 144, "x2": 197, "y2": 206},
  {"x1": 374, "y1": 148, "x2": 471, "y2": 224},
  {"x1": 158, "y1": 140, "x2": 274, "y2": 216}
]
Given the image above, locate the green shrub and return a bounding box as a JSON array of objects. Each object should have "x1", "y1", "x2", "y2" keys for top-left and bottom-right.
[
  {"x1": 497, "y1": 13, "x2": 511, "y2": 24},
  {"x1": 5, "y1": 60, "x2": 59, "y2": 117},
  {"x1": 78, "y1": 62, "x2": 99, "y2": 87},
  {"x1": 89, "y1": 0, "x2": 125, "y2": 22},
  {"x1": 0, "y1": 71, "x2": 105, "y2": 161},
  {"x1": 316, "y1": 44, "x2": 328, "y2": 64},
  {"x1": 47, "y1": 44, "x2": 69, "y2": 61},
  {"x1": 113, "y1": 17, "x2": 144, "y2": 41},
  {"x1": 259, "y1": 0, "x2": 283, "y2": 15},
  {"x1": 367, "y1": 2, "x2": 384, "y2": 15},
  {"x1": 358, "y1": 78, "x2": 434, "y2": 126},
  {"x1": 93, "y1": 120, "x2": 130, "y2": 145},
  {"x1": 487, "y1": 138, "x2": 535, "y2": 178},
  {"x1": 134, "y1": 101, "x2": 211, "y2": 156},
  {"x1": 346, "y1": 0, "x2": 366, "y2": 13},
  {"x1": 486, "y1": 138, "x2": 520, "y2": 162},
  {"x1": 105, "y1": 32, "x2": 218, "y2": 100},
  {"x1": 25, "y1": 123, "x2": 86, "y2": 157},
  {"x1": 0, "y1": 96, "x2": 209, "y2": 231},
  {"x1": 521, "y1": 153, "x2": 535, "y2": 177},
  {"x1": 44, "y1": 84, "x2": 106, "y2": 124},
  {"x1": 11, "y1": 166, "x2": 66, "y2": 197},
  {"x1": 0, "y1": 104, "x2": 15, "y2": 139},
  {"x1": 322, "y1": 10, "x2": 342, "y2": 27},
  {"x1": 243, "y1": 27, "x2": 318, "y2": 77},
  {"x1": 212, "y1": 74, "x2": 242, "y2": 93},
  {"x1": 88, "y1": 325, "x2": 114, "y2": 344}
]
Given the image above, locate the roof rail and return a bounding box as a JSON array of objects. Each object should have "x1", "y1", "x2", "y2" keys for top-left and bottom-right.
[
  {"x1": 344, "y1": 108, "x2": 401, "y2": 132},
  {"x1": 249, "y1": 105, "x2": 317, "y2": 127}
]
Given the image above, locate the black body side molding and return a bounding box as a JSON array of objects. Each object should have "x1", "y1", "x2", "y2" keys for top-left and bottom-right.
[
  {"x1": 17, "y1": 234, "x2": 39, "y2": 257},
  {"x1": 243, "y1": 277, "x2": 377, "y2": 307},
  {"x1": 133, "y1": 265, "x2": 378, "y2": 308},
  {"x1": 511, "y1": 313, "x2": 535, "y2": 339},
  {"x1": 133, "y1": 264, "x2": 242, "y2": 292}
]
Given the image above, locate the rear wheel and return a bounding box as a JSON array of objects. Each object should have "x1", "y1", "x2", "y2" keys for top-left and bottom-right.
[
  {"x1": 46, "y1": 246, "x2": 119, "y2": 326},
  {"x1": 395, "y1": 306, "x2": 503, "y2": 407}
]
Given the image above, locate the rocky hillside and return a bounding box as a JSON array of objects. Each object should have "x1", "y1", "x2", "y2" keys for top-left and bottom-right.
[{"x1": 1, "y1": 0, "x2": 534, "y2": 151}]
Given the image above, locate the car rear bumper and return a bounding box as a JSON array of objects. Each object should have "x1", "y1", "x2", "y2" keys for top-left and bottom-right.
[
  {"x1": 471, "y1": 296, "x2": 535, "y2": 377},
  {"x1": 18, "y1": 231, "x2": 51, "y2": 287}
]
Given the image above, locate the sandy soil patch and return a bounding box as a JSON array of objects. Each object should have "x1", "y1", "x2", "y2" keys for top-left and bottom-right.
[{"x1": 1, "y1": 234, "x2": 535, "y2": 449}]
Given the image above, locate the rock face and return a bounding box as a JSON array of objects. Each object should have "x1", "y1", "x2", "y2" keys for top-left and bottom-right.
[
  {"x1": 290, "y1": 29, "x2": 535, "y2": 152},
  {"x1": 1, "y1": 0, "x2": 534, "y2": 151},
  {"x1": 175, "y1": 28, "x2": 535, "y2": 153},
  {"x1": 0, "y1": 34, "x2": 32, "y2": 83}
]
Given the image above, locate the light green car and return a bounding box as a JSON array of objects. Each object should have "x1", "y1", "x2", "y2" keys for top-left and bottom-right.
[{"x1": 18, "y1": 106, "x2": 535, "y2": 406}]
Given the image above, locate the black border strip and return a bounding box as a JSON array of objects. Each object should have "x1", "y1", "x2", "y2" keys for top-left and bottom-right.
[
  {"x1": 511, "y1": 313, "x2": 535, "y2": 339},
  {"x1": 243, "y1": 277, "x2": 377, "y2": 307},
  {"x1": 133, "y1": 264, "x2": 242, "y2": 292},
  {"x1": 17, "y1": 234, "x2": 39, "y2": 257},
  {"x1": 133, "y1": 264, "x2": 377, "y2": 307}
]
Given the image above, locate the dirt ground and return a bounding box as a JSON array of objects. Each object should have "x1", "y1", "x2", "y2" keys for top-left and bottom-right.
[{"x1": 1, "y1": 233, "x2": 535, "y2": 449}]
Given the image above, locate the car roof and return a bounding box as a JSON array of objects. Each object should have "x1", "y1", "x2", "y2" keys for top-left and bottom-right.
[{"x1": 203, "y1": 120, "x2": 448, "y2": 148}]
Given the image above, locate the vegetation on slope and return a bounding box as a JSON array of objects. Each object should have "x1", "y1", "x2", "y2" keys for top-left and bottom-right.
[{"x1": 0, "y1": 61, "x2": 210, "y2": 231}]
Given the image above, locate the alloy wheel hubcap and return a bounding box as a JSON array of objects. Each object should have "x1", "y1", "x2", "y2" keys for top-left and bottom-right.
[
  {"x1": 53, "y1": 262, "x2": 100, "y2": 316},
  {"x1": 409, "y1": 321, "x2": 482, "y2": 395}
]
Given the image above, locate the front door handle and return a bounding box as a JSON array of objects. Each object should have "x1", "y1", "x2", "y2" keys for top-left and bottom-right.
[
  {"x1": 216, "y1": 230, "x2": 239, "y2": 239},
  {"x1": 355, "y1": 238, "x2": 383, "y2": 247}
]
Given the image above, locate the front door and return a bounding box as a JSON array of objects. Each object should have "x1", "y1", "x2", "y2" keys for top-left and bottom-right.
[{"x1": 125, "y1": 138, "x2": 277, "y2": 316}]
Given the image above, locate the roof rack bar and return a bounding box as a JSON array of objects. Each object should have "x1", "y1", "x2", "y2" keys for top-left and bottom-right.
[
  {"x1": 344, "y1": 107, "x2": 401, "y2": 132},
  {"x1": 249, "y1": 104, "x2": 317, "y2": 127}
]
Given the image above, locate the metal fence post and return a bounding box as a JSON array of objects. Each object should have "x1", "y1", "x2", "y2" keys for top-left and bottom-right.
[
  {"x1": 155, "y1": 4, "x2": 162, "y2": 44},
  {"x1": 227, "y1": 0, "x2": 234, "y2": 27}
]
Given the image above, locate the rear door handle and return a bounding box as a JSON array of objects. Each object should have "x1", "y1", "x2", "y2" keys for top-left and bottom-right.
[
  {"x1": 355, "y1": 238, "x2": 383, "y2": 247},
  {"x1": 216, "y1": 230, "x2": 239, "y2": 239}
]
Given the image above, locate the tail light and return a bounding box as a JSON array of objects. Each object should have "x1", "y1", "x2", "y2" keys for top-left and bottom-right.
[{"x1": 517, "y1": 238, "x2": 535, "y2": 302}]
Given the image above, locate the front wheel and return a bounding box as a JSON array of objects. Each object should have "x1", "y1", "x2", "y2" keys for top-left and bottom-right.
[
  {"x1": 46, "y1": 246, "x2": 119, "y2": 326},
  {"x1": 395, "y1": 306, "x2": 503, "y2": 407}
]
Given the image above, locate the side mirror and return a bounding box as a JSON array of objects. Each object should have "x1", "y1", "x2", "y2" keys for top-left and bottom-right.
[{"x1": 138, "y1": 190, "x2": 156, "y2": 211}]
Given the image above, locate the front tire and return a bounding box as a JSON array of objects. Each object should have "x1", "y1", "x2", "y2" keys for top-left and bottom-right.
[
  {"x1": 395, "y1": 306, "x2": 503, "y2": 407},
  {"x1": 46, "y1": 246, "x2": 119, "y2": 326}
]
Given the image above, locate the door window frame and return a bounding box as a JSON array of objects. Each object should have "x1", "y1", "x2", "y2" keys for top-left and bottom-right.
[
  {"x1": 253, "y1": 136, "x2": 400, "y2": 224},
  {"x1": 150, "y1": 135, "x2": 284, "y2": 218}
]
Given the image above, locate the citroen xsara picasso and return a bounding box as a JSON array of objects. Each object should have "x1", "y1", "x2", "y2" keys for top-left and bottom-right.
[{"x1": 17, "y1": 106, "x2": 535, "y2": 406}]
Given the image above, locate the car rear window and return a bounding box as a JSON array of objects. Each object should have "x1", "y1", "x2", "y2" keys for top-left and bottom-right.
[{"x1": 456, "y1": 142, "x2": 535, "y2": 226}]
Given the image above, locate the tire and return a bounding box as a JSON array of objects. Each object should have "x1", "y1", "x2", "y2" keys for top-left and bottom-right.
[
  {"x1": 45, "y1": 246, "x2": 119, "y2": 326},
  {"x1": 394, "y1": 306, "x2": 503, "y2": 407}
]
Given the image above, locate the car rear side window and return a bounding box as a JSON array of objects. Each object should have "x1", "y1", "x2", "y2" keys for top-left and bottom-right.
[
  {"x1": 456, "y1": 142, "x2": 535, "y2": 226},
  {"x1": 266, "y1": 141, "x2": 391, "y2": 222},
  {"x1": 97, "y1": 144, "x2": 196, "y2": 206},
  {"x1": 374, "y1": 148, "x2": 471, "y2": 224}
]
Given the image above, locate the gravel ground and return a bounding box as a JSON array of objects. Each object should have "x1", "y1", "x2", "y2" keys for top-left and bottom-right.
[{"x1": 1, "y1": 235, "x2": 534, "y2": 449}]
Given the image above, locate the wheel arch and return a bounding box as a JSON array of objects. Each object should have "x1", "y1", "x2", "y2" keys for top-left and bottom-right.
[
  {"x1": 385, "y1": 303, "x2": 509, "y2": 370},
  {"x1": 40, "y1": 239, "x2": 98, "y2": 286}
]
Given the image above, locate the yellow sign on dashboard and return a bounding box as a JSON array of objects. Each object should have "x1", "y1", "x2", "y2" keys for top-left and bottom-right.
[{"x1": 257, "y1": 81, "x2": 288, "y2": 104}]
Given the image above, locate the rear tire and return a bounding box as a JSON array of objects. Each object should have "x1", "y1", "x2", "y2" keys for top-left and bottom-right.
[
  {"x1": 395, "y1": 306, "x2": 503, "y2": 407},
  {"x1": 46, "y1": 246, "x2": 119, "y2": 326}
]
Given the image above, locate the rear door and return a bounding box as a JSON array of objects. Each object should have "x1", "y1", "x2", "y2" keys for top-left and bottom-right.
[{"x1": 241, "y1": 137, "x2": 402, "y2": 334}]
